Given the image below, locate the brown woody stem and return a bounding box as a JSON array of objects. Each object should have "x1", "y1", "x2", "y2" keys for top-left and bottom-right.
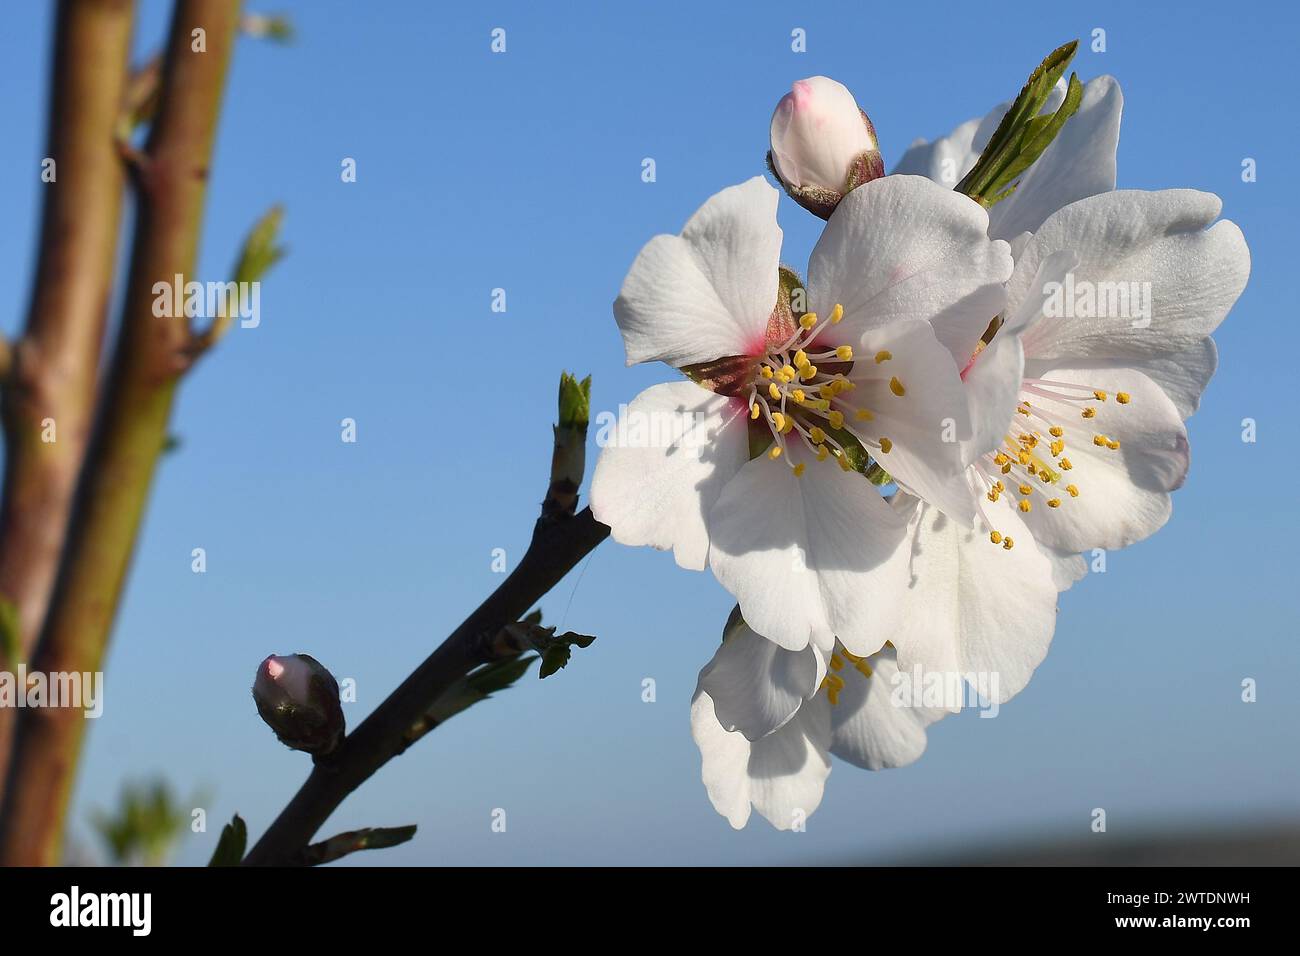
[
  {"x1": 0, "y1": 0, "x2": 243, "y2": 866},
  {"x1": 0, "y1": 0, "x2": 135, "y2": 782}
]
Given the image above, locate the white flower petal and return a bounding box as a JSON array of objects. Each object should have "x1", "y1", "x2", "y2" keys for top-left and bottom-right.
[
  {"x1": 699, "y1": 622, "x2": 823, "y2": 742},
  {"x1": 1020, "y1": 365, "x2": 1188, "y2": 552},
  {"x1": 829, "y1": 647, "x2": 947, "y2": 769},
  {"x1": 841, "y1": 320, "x2": 975, "y2": 523},
  {"x1": 1008, "y1": 189, "x2": 1250, "y2": 363},
  {"x1": 890, "y1": 497, "x2": 1060, "y2": 704},
  {"x1": 691, "y1": 687, "x2": 831, "y2": 830},
  {"x1": 614, "y1": 178, "x2": 782, "y2": 368},
  {"x1": 590, "y1": 381, "x2": 748, "y2": 570},
  {"x1": 1026, "y1": 336, "x2": 1218, "y2": 422},
  {"x1": 986, "y1": 76, "x2": 1124, "y2": 241},
  {"x1": 708, "y1": 442, "x2": 910, "y2": 655},
  {"x1": 806, "y1": 175, "x2": 1011, "y2": 366}
]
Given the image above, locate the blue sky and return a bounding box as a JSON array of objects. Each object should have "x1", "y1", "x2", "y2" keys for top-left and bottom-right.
[{"x1": 1, "y1": 0, "x2": 1296, "y2": 865}]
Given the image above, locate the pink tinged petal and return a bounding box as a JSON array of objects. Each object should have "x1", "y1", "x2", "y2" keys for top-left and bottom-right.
[
  {"x1": 829, "y1": 646, "x2": 947, "y2": 769},
  {"x1": 699, "y1": 622, "x2": 824, "y2": 742},
  {"x1": 590, "y1": 381, "x2": 748, "y2": 571},
  {"x1": 1019, "y1": 365, "x2": 1188, "y2": 553},
  {"x1": 691, "y1": 687, "x2": 831, "y2": 831},
  {"x1": 986, "y1": 76, "x2": 1124, "y2": 241},
  {"x1": 842, "y1": 320, "x2": 975, "y2": 524},
  {"x1": 890, "y1": 497, "x2": 1060, "y2": 705},
  {"x1": 769, "y1": 76, "x2": 876, "y2": 191},
  {"x1": 806, "y1": 175, "x2": 1012, "y2": 368},
  {"x1": 613, "y1": 177, "x2": 782, "y2": 368},
  {"x1": 1008, "y1": 189, "x2": 1250, "y2": 363},
  {"x1": 707, "y1": 442, "x2": 910, "y2": 655}
]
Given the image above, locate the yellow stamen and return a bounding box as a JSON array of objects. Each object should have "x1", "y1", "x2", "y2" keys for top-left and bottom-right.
[
  {"x1": 799, "y1": 365, "x2": 818, "y2": 382},
  {"x1": 1047, "y1": 498, "x2": 1061, "y2": 508},
  {"x1": 1002, "y1": 537, "x2": 1015, "y2": 550},
  {"x1": 815, "y1": 444, "x2": 829, "y2": 462},
  {"x1": 874, "y1": 350, "x2": 892, "y2": 364},
  {"x1": 829, "y1": 304, "x2": 844, "y2": 325},
  {"x1": 835, "y1": 345, "x2": 853, "y2": 361},
  {"x1": 1019, "y1": 500, "x2": 1032, "y2": 513},
  {"x1": 799, "y1": 312, "x2": 818, "y2": 330},
  {"x1": 827, "y1": 410, "x2": 845, "y2": 429},
  {"x1": 889, "y1": 376, "x2": 906, "y2": 397},
  {"x1": 1066, "y1": 484, "x2": 1079, "y2": 497},
  {"x1": 808, "y1": 426, "x2": 827, "y2": 444},
  {"x1": 768, "y1": 383, "x2": 781, "y2": 401},
  {"x1": 792, "y1": 462, "x2": 806, "y2": 477},
  {"x1": 989, "y1": 531, "x2": 1002, "y2": 544},
  {"x1": 1094, "y1": 390, "x2": 1108, "y2": 401},
  {"x1": 1082, "y1": 407, "x2": 1096, "y2": 419},
  {"x1": 750, "y1": 402, "x2": 760, "y2": 420},
  {"x1": 1116, "y1": 392, "x2": 1131, "y2": 404},
  {"x1": 855, "y1": 408, "x2": 874, "y2": 421},
  {"x1": 878, "y1": 437, "x2": 893, "y2": 454},
  {"x1": 769, "y1": 445, "x2": 783, "y2": 460},
  {"x1": 1049, "y1": 426, "x2": 1064, "y2": 438}
]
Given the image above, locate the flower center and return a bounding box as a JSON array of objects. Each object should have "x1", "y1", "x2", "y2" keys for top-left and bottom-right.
[
  {"x1": 746, "y1": 303, "x2": 903, "y2": 477},
  {"x1": 819, "y1": 643, "x2": 885, "y2": 705},
  {"x1": 975, "y1": 377, "x2": 1131, "y2": 550}
]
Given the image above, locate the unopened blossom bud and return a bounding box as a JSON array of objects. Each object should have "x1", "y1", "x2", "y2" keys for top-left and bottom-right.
[
  {"x1": 252, "y1": 653, "x2": 345, "y2": 756},
  {"x1": 768, "y1": 76, "x2": 884, "y2": 219}
]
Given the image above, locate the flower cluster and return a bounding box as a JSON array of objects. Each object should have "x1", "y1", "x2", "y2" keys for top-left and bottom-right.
[{"x1": 592, "y1": 62, "x2": 1249, "y2": 829}]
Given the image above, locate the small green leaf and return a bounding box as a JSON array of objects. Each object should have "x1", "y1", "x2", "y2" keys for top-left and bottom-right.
[
  {"x1": 232, "y1": 206, "x2": 286, "y2": 287},
  {"x1": 955, "y1": 40, "x2": 1083, "y2": 206},
  {"x1": 207, "y1": 813, "x2": 247, "y2": 867},
  {"x1": 557, "y1": 372, "x2": 592, "y2": 430},
  {"x1": 0, "y1": 596, "x2": 20, "y2": 667}
]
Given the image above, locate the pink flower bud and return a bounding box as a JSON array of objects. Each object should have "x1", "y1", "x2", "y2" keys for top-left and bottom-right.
[
  {"x1": 769, "y1": 76, "x2": 884, "y2": 218},
  {"x1": 252, "y1": 653, "x2": 345, "y2": 756}
]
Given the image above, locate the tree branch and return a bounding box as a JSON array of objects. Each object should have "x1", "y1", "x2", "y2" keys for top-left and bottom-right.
[
  {"x1": 0, "y1": 0, "x2": 243, "y2": 866},
  {"x1": 0, "y1": 0, "x2": 135, "y2": 781},
  {"x1": 244, "y1": 506, "x2": 609, "y2": 865}
]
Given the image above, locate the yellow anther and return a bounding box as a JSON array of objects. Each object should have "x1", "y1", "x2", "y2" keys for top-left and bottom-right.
[
  {"x1": 1059, "y1": 458, "x2": 1073, "y2": 470},
  {"x1": 808, "y1": 426, "x2": 827, "y2": 444},
  {"x1": 799, "y1": 365, "x2": 818, "y2": 382},
  {"x1": 835, "y1": 345, "x2": 853, "y2": 361},
  {"x1": 987, "y1": 490, "x2": 1000, "y2": 502},
  {"x1": 760, "y1": 365, "x2": 773, "y2": 379},
  {"x1": 994, "y1": 481, "x2": 1005, "y2": 491},
  {"x1": 994, "y1": 453, "x2": 1009, "y2": 466},
  {"x1": 1047, "y1": 498, "x2": 1061, "y2": 508},
  {"x1": 1018, "y1": 484, "x2": 1032, "y2": 496},
  {"x1": 1066, "y1": 484, "x2": 1079, "y2": 497},
  {"x1": 772, "y1": 412, "x2": 787, "y2": 431},
  {"x1": 1019, "y1": 500, "x2": 1032, "y2": 513},
  {"x1": 780, "y1": 365, "x2": 798, "y2": 382},
  {"x1": 769, "y1": 445, "x2": 783, "y2": 460},
  {"x1": 829, "y1": 304, "x2": 844, "y2": 325},
  {"x1": 1027, "y1": 463, "x2": 1038, "y2": 476},
  {"x1": 828, "y1": 410, "x2": 845, "y2": 430},
  {"x1": 791, "y1": 389, "x2": 806, "y2": 404},
  {"x1": 799, "y1": 312, "x2": 818, "y2": 330},
  {"x1": 1050, "y1": 440, "x2": 1065, "y2": 457},
  {"x1": 1116, "y1": 392, "x2": 1131, "y2": 404},
  {"x1": 1094, "y1": 390, "x2": 1108, "y2": 401},
  {"x1": 768, "y1": 383, "x2": 781, "y2": 401},
  {"x1": 794, "y1": 349, "x2": 810, "y2": 369},
  {"x1": 889, "y1": 376, "x2": 906, "y2": 397},
  {"x1": 1049, "y1": 426, "x2": 1064, "y2": 438},
  {"x1": 815, "y1": 444, "x2": 829, "y2": 462},
  {"x1": 792, "y1": 462, "x2": 806, "y2": 477},
  {"x1": 1107, "y1": 439, "x2": 1120, "y2": 450},
  {"x1": 809, "y1": 398, "x2": 830, "y2": 411},
  {"x1": 750, "y1": 402, "x2": 760, "y2": 420},
  {"x1": 1002, "y1": 537, "x2": 1014, "y2": 550},
  {"x1": 989, "y1": 531, "x2": 1003, "y2": 544},
  {"x1": 1018, "y1": 451, "x2": 1031, "y2": 465},
  {"x1": 1082, "y1": 407, "x2": 1097, "y2": 419},
  {"x1": 834, "y1": 376, "x2": 855, "y2": 392},
  {"x1": 874, "y1": 350, "x2": 892, "y2": 364},
  {"x1": 854, "y1": 408, "x2": 874, "y2": 421},
  {"x1": 1000, "y1": 463, "x2": 1012, "y2": 474},
  {"x1": 878, "y1": 437, "x2": 893, "y2": 454},
  {"x1": 1017, "y1": 405, "x2": 1031, "y2": 416},
  {"x1": 1093, "y1": 434, "x2": 1107, "y2": 446},
  {"x1": 830, "y1": 654, "x2": 845, "y2": 672},
  {"x1": 1039, "y1": 471, "x2": 1051, "y2": 483}
]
